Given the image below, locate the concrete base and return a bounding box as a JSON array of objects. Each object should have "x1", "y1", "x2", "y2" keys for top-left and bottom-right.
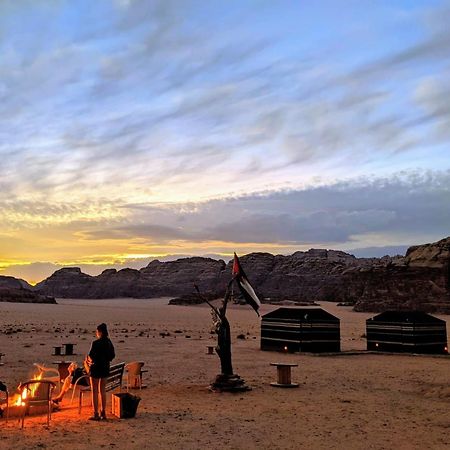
[{"x1": 210, "y1": 374, "x2": 251, "y2": 392}]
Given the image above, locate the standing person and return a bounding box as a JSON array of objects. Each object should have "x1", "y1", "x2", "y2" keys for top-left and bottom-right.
[{"x1": 87, "y1": 323, "x2": 115, "y2": 421}]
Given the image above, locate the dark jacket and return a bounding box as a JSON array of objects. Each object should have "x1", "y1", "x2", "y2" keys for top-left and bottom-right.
[{"x1": 89, "y1": 337, "x2": 115, "y2": 378}]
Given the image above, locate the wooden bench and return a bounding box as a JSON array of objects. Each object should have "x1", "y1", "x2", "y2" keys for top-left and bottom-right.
[{"x1": 75, "y1": 362, "x2": 125, "y2": 414}]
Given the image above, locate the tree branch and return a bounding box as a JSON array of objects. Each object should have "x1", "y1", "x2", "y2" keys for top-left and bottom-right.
[{"x1": 193, "y1": 284, "x2": 220, "y2": 315}]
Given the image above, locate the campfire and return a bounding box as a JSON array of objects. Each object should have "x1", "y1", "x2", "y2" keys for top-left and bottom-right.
[
  {"x1": 1, "y1": 368, "x2": 56, "y2": 422},
  {"x1": 13, "y1": 372, "x2": 43, "y2": 408}
]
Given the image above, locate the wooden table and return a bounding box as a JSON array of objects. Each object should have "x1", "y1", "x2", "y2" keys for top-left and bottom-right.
[
  {"x1": 270, "y1": 362, "x2": 299, "y2": 388},
  {"x1": 52, "y1": 346, "x2": 62, "y2": 356},
  {"x1": 62, "y1": 343, "x2": 76, "y2": 356}
]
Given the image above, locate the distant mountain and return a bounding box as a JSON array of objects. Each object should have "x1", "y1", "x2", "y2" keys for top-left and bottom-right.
[
  {"x1": 0, "y1": 275, "x2": 56, "y2": 304},
  {"x1": 35, "y1": 258, "x2": 227, "y2": 299},
  {"x1": 34, "y1": 236, "x2": 450, "y2": 313}
]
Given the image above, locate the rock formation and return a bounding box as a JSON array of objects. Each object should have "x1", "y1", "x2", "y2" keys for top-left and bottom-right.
[
  {"x1": 36, "y1": 258, "x2": 226, "y2": 299},
  {"x1": 219, "y1": 249, "x2": 373, "y2": 303},
  {"x1": 0, "y1": 275, "x2": 56, "y2": 304},
  {"x1": 352, "y1": 236, "x2": 450, "y2": 313},
  {"x1": 33, "y1": 236, "x2": 450, "y2": 313}
]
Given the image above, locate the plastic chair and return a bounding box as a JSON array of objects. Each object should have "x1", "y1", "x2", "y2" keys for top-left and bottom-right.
[
  {"x1": 70, "y1": 374, "x2": 91, "y2": 406},
  {"x1": 19, "y1": 379, "x2": 56, "y2": 428},
  {"x1": 125, "y1": 362, "x2": 147, "y2": 390}
]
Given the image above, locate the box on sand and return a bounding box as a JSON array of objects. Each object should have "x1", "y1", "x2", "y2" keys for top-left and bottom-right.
[{"x1": 111, "y1": 393, "x2": 141, "y2": 418}]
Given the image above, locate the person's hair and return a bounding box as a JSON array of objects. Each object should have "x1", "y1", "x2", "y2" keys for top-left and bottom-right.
[{"x1": 97, "y1": 323, "x2": 108, "y2": 337}]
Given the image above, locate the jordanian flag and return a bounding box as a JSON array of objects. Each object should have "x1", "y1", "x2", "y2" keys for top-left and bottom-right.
[{"x1": 232, "y1": 253, "x2": 261, "y2": 316}]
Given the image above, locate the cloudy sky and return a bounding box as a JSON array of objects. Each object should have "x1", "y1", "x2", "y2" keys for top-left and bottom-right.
[{"x1": 1, "y1": 0, "x2": 449, "y2": 283}]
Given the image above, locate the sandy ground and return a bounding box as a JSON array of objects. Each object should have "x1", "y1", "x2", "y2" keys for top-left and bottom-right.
[{"x1": 1, "y1": 298, "x2": 450, "y2": 450}]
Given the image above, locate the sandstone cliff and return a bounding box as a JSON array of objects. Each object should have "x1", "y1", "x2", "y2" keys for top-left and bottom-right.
[
  {"x1": 33, "y1": 236, "x2": 450, "y2": 313},
  {"x1": 36, "y1": 258, "x2": 226, "y2": 299},
  {"x1": 352, "y1": 236, "x2": 450, "y2": 312},
  {"x1": 0, "y1": 276, "x2": 56, "y2": 304},
  {"x1": 221, "y1": 249, "x2": 376, "y2": 303}
]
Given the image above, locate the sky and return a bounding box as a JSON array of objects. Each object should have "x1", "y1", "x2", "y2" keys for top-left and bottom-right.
[{"x1": 1, "y1": 0, "x2": 449, "y2": 284}]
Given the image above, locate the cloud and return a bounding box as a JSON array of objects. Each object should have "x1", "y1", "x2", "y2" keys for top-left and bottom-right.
[
  {"x1": 71, "y1": 169, "x2": 450, "y2": 247},
  {"x1": 1, "y1": 169, "x2": 448, "y2": 283},
  {"x1": 1, "y1": 1, "x2": 450, "y2": 284},
  {"x1": 414, "y1": 75, "x2": 450, "y2": 140},
  {"x1": 80, "y1": 223, "x2": 191, "y2": 242},
  {"x1": 353, "y1": 2, "x2": 450, "y2": 77},
  {"x1": 2, "y1": 1, "x2": 450, "y2": 207},
  {"x1": 203, "y1": 171, "x2": 450, "y2": 245}
]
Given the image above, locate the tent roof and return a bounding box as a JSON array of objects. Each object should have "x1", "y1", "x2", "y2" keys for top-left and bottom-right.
[
  {"x1": 262, "y1": 307, "x2": 339, "y2": 322},
  {"x1": 367, "y1": 311, "x2": 445, "y2": 324}
]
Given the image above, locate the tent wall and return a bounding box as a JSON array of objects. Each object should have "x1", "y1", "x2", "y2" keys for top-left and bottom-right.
[
  {"x1": 366, "y1": 315, "x2": 447, "y2": 354},
  {"x1": 261, "y1": 308, "x2": 340, "y2": 353},
  {"x1": 261, "y1": 317, "x2": 301, "y2": 352}
]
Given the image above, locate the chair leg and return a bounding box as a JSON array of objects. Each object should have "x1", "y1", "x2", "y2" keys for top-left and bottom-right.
[
  {"x1": 70, "y1": 388, "x2": 75, "y2": 404},
  {"x1": 21, "y1": 404, "x2": 26, "y2": 429},
  {"x1": 50, "y1": 386, "x2": 53, "y2": 424},
  {"x1": 78, "y1": 391, "x2": 82, "y2": 415}
]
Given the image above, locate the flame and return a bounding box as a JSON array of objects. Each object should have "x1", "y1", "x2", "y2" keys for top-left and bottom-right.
[{"x1": 13, "y1": 372, "x2": 43, "y2": 407}]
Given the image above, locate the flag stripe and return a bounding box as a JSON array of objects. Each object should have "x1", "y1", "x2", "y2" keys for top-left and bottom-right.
[
  {"x1": 237, "y1": 282, "x2": 261, "y2": 316},
  {"x1": 239, "y1": 278, "x2": 261, "y2": 308},
  {"x1": 233, "y1": 253, "x2": 261, "y2": 316}
]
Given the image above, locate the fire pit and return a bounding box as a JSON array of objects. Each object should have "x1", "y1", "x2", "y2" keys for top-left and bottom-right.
[{"x1": 1, "y1": 371, "x2": 57, "y2": 427}]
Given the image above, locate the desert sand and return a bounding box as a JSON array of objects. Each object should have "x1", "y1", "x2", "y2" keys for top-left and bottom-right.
[{"x1": 1, "y1": 298, "x2": 450, "y2": 450}]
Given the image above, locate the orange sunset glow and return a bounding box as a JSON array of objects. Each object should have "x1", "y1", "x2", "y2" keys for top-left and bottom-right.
[{"x1": 1, "y1": 0, "x2": 449, "y2": 284}]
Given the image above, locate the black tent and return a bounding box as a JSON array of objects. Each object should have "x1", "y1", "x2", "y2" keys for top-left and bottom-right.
[
  {"x1": 366, "y1": 311, "x2": 448, "y2": 354},
  {"x1": 261, "y1": 307, "x2": 340, "y2": 353}
]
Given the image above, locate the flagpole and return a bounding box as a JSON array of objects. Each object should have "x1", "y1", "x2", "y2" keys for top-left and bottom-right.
[{"x1": 197, "y1": 255, "x2": 253, "y2": 392}]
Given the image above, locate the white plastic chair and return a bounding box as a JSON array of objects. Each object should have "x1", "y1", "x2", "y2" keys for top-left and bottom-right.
[{"x1": 125, "y1": 362, "x2": 147, "y2": 390}]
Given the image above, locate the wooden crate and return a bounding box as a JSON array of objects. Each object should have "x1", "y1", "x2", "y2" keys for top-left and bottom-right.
[
  {"x1": 111, "y1": 393, "x2": 140, "y2": 419},
  {"x1": 111, "y1": 393, "x2": 123, "y2": 418}
]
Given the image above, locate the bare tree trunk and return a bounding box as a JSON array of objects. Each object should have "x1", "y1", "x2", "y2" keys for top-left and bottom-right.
[
  {"x1": 195, "y1": 280, "x2": 251, "y2": 391},
  {"x1": 216, "y1": 315, "x2": 233, "y2": 375}
]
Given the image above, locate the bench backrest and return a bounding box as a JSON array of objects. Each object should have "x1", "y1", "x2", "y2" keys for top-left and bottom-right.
[{"x1": 106, "y1": 362, "x2": 125, "y2": 392}]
